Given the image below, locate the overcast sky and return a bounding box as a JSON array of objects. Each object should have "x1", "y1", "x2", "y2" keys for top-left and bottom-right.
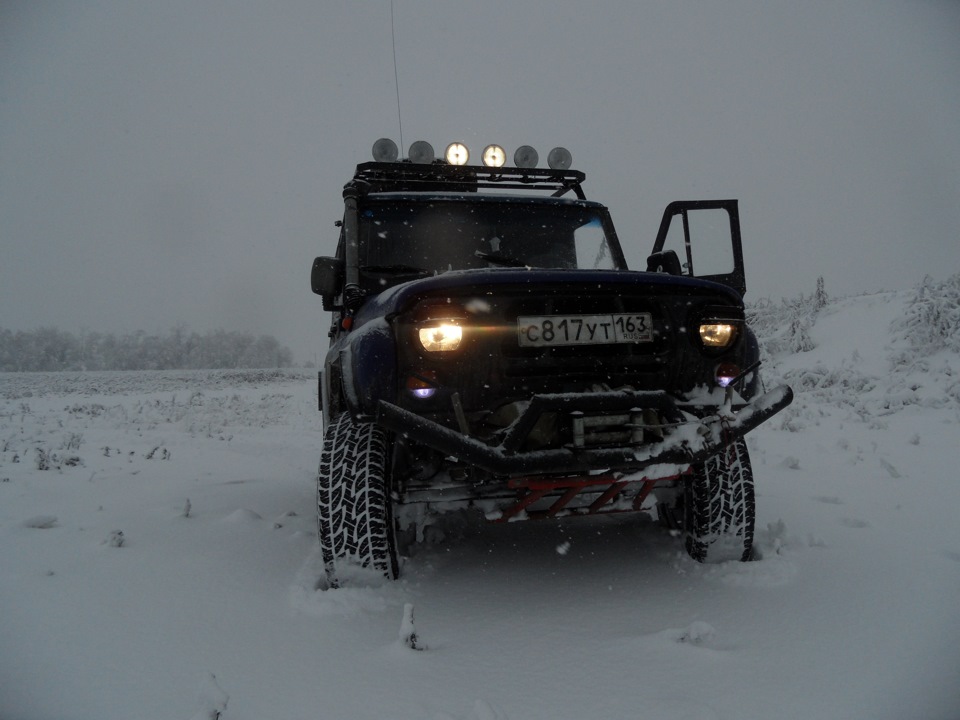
[{"x1": 2, "y1": 1, "x2": 958, "y2": 364}]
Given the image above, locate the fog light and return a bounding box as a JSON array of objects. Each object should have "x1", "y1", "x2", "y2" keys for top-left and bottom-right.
[
  {"x1": 407, "y1": 372, "x2": 438, "y2": 399},
  {"x1": 715, "y1": 362, "x2": 741, "y2": 388}
]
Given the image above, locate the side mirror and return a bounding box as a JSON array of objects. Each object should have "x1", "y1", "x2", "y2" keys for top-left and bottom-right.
[
  {"x1": 646, "y1": 250, "x2": 682, "y2": 275},
  {"x1": 311, "y1": 256, "x2": 344, "y2": 310}
]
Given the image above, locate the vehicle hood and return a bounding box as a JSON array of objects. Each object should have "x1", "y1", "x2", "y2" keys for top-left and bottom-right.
[{"x1": 351, "y1": 268, "x2": 742, "y2": 328}]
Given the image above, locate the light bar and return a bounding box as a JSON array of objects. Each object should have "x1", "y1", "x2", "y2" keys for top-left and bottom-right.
[
  {"x1": 482, "y1": 144, "x2": 506, "y2": 168},
  {"x1": 369, "y1": 139, "x2": 576, "y2": 171},
  {"x1": 372, "y1": 138, "x2": 399, "y2": 162},
  {"x1": 445, "y1": 142, "x2": 469, "y2": 166}
]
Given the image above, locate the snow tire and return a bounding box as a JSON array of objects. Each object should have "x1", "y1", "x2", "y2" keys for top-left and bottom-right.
[
  {"x1": 684, "y1": 437, "x2": 755, "y2": 563},
  {"x1": 317, "y1": 413, "x2": 399, "y2": 587}
]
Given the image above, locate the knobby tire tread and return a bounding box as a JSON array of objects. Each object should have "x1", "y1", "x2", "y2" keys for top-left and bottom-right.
[
  {"x1": 685, "y1": 437, "x2": 755, "y2": 563},
  {"x1": 317, "y1": 413, "x2": 398, "y2": 586}
]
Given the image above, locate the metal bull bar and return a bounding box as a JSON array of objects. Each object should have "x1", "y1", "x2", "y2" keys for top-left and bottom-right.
[{"x1": 375, "y1": 385, "x2": 793, "y2": 476}]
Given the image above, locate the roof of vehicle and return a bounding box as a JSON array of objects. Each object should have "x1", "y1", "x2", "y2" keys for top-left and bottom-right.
[
  {"x1": 349, "y1": 161, "x2": 588, "y2": 199},
  {"x1": 361, "y1": 192, "x2": 607, "y2": 209}
]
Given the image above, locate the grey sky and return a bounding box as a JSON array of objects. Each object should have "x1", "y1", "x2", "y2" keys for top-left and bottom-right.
[{"x1": 2, "y1": 1, "x2": 958, "y2": 364}]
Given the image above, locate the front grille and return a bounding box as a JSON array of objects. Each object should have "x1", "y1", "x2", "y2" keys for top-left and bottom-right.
[
  {"x1": 490, "y1": 292, "x2": 673, "y2": 388},
  {"x1": 395, "y1": 278, "x2": 738, "y2": 411}
]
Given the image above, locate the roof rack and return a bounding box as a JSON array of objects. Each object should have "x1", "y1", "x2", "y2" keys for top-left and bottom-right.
[{"x1": 350, "y1": 162, "x2": 587, "y2": 199}]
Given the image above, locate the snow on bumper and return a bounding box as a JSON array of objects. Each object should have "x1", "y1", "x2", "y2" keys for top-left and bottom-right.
[{"x1": 375, "y1": 385, "x2": 793, "y2": 477}]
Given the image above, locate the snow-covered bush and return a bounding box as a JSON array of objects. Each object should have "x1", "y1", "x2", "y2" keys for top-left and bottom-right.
[
  {"x1": 890, "y1": 273, "x2": 960, "y2": 358},
  {"x1": 747, "y1": 277, "x2": 824, "y2": 361},
  {"x1": 883, "y1": 273, "x2": 960, "y2": 409},
  {"x1": 751, "y1": 274, "x2": 960, "y2": 414}
]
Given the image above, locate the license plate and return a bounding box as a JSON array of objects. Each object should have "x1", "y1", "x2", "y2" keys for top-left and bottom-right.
[{"x1": 517, "y1": 313, "x2": 653, "y2": 347}]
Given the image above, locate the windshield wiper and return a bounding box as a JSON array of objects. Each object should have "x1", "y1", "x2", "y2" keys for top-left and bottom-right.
[
  {"x1": 474, "y1": 250, "x2": 529, "y2": 268},
  {"x1": 360, "y1": 264, "x2": 431, "y2": 276}
]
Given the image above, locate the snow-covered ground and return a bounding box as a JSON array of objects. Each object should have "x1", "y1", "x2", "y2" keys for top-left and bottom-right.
[{"x1": 2, "y1": 284, "x2": 959, "y2": 720}]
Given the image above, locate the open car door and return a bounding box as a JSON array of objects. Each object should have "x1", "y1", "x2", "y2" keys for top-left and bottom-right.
[{"x1": 649, "y1": 200, "x2": 746, "y2": 297}]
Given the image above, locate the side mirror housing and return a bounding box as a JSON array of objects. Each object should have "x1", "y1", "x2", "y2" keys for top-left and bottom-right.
[
  {"x1": 311, "y1": 256, "x2": 344, "y2": 310},
  {"x1": 646, "y1": 250, "x2": 682, "y2": 275}
]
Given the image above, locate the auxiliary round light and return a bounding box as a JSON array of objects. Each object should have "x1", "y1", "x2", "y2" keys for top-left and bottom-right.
[
  {"x1": 408, "y1": 140, "x2": 435, "y2": 164},
  {"x1": 547, "y1": 146, "x2": 573, "y2": 170},
  {"x1": 514, "y1": 145, "x2": 539, "y2": 168},
  {"x1": 482, "y1": 144, "x2": 506, "y2": 168},
  {"x1": 372, "y1": 137, "x2": 399, "y2": 162},
  {"x1": 445, "y1": 142, "x2": 470, "y2": 166}
]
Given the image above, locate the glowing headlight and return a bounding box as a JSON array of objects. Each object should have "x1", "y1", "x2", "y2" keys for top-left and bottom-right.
[
  {"x1": 482, "y1": 144, "x2": 506, "y2": 167},
  {"x1": 699, "y1": 323, "x2": 738, "y2": 348},
  {"x1": 445, "y1": 142, "x2": 469, "y2": 166},
  {"x1": 418, "y1": 323, "x2": 463, "y2": 352}
]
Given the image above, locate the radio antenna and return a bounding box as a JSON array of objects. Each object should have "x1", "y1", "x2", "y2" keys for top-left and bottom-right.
[{"x1": 390, "y1": 0, "x2": 404, "y2": 157}]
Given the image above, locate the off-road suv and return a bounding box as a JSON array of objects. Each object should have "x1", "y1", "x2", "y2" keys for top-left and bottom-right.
[{"x1": 311, "y1": 140, "x2": 792, "y2": 587}]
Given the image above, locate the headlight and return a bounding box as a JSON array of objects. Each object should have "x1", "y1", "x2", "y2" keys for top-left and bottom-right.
[
  {"x1": 699, "y1": 322, "x2": 738, "y2": 348},
  {"x1": 418, "y1": 323, "x2": 463, "y2": 352}
]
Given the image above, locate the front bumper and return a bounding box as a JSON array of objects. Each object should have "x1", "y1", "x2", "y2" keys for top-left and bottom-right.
[{"x1": 375, "y1": 385, "x2": 793, "y2": 477}]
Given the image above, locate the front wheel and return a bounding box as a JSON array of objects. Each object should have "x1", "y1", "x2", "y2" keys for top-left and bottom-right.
[
  {"x1": 317, "y1": 413, "x2": 399, "y2": 587},
  {"x1": 684, "y1": 437, "x2": 755, "y2": 563}
]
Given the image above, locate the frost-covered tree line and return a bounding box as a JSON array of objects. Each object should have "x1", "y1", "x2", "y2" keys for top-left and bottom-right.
[
  {"x1": 747, "y1": 272, "x2": 960, "y2": 413},
  {"x1": 0, "y1": 326, "x2": 294, "y2": 372},
  {"x1": 748, "y1": 272, "x2": 960, "y2": 363}
]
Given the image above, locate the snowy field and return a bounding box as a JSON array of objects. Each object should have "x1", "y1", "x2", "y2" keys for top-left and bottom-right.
[{"x1": 2, "y1": 281, "x2": 959, "y2": 720}]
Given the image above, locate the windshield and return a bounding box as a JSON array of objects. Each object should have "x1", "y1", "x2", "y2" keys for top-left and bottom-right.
[{"x1": 358, "y1": 200, "x2": 620, "y2": 276}]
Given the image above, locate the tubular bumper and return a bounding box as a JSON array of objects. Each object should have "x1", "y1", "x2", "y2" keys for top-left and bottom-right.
[{"x1": 376, "y1": 385, "x2": 793, "y2": 476}]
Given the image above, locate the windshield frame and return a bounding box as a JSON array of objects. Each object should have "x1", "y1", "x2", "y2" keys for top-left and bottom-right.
[{"x1": 348, "y1": 194, "x2": 626, "y2": 288}]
